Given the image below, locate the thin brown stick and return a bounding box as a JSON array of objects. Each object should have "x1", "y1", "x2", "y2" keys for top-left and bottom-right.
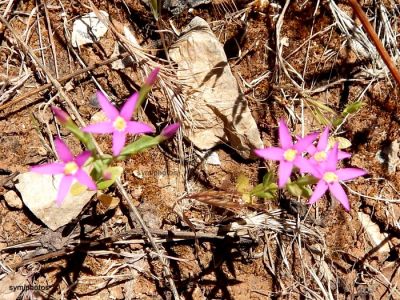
[
  {"x1": 348, "y1": 0, "x2": 400, "y2": 88},
  {"x1": 0, "y1": 52, "x2": 129, "y2": 113},
  {"x1": 0, "y1": 15, "x2": 179, "y2": 299}
]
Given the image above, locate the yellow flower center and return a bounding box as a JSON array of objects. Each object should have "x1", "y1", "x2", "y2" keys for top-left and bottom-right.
[
  {"x1": 113, "y1": 116, "x2": 127, "y2": 132},
  {"x1": 314, "y1": 151, "x2": 327, "y2": 162},
  {"x1": 283, "y1": 149, "x2": 297, "y2": 162},
  {"x1": 64, "y1": 162, "x2": 79, "y2": 175},
  {"x1": 323, "y1": 172, "x2": 338, "y2": 183}
]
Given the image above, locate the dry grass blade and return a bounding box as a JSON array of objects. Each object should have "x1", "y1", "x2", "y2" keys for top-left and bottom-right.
[{"x1": 185, "y1": 190, "x2": 247, "y2": 213}]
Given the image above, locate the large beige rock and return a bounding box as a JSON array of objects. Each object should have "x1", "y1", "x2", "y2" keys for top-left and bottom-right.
[
  {"x1": 169, "y1": 17, "x2": 263, "y2": 159},
  {"x1": 16, "y1": 172, "x2": 96, "y2": 231}
]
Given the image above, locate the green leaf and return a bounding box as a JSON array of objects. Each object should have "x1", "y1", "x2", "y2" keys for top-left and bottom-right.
[
  {"x1": 149, "y1": 0, "x2": 159, "y2": 20},
  {"x1": 342, "y1": 101, "x2": 364, "y2": 116},
  {"x1": 250, "y1": 173, "x2": 278, "y2": 200},
  {"x1": 286, "y1": 175, "x2": 317, "y2": 198},
  {"x1": 295, "y1": 175, "x2": 319, "y2": 185},
  {"x1": 97, "y1": 166, "x2": 124, "y2": 190},
  {"x1": 287, "y1": 182, "x2": 312, "y2": 198},
  {"x1": 331, "y1": 117, "x2": 344, "y2": 127},
  {"x1": 119, "y1": 135, "x2": 161, "y2": 157},
  {"x1": 262, "y1": 172, "x2": 274, "y2": 186}
]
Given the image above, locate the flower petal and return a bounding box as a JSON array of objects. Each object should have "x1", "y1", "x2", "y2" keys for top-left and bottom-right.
[
  {"x1": 96, "y1": 91, "x2": 119, "y2": 120},
  {"x1": 338, "y1": 150, "x2": 351, "y2": 160},
  {"x1": 308, "y1": 180, "x2": 328, "y2": 205},
  {"x1": 54, "y1": 138, "x2": 73, "y2": 162},
  {"x1": 325, "y1": 143, "x2": 339, "y2": 171},
  {"x1": 112, "y1": 131, "x2": 127, "y2": 156},
  {"x1": 254, "y1": 147, "x2": 284, "y2": 161},
  {"x1": 161, "y1": 123, "x2": 180, "y2": 139},
  {"x1": 126, "y1": 121, "x2": 155, "y2": 134},
  {"x1": 31, "y1": 162, "x2": 65, "y2": 174},
  {"x1": 56, "y1": 175, "x2": 73, "y2": 206},
  {"x1": 278, "y1": 120, "x2": 293, "y2": 148},
  {"x1": 306, "y1": 144, "x2": 317, "y2": 155},
  {"x1": 294, "y1": 156, "x2": 318, "y2": 175},
  {"x1": 120, "y1": 92, "x2": 138, "y2": 120},
  {"x1": 82, "y1": 122, "x2": 114, "y2": 134},
  {"x1": 145, "y1": 67, "x2": 160, "y2": 86},
  {"x1": 336, "y1": 168, "x2": 367, "y2": 181},
  {"x1": 75, "y1": 169, "x2": 97, "y2": 190},
  {"x1": 329, "y1": 182, "x2": 350, "y2": 211},
  {"x1": 75, "y1": 151, "x2": 92, "y2": 167},
  {"x1": 295, "y1": 132, "x2": 318, "y2": 152},
  {"x1": 51, "y1": 106, "x2": 70, "y2": 124},
  {"x1": 278, "y1": 160, "x2": 293, "y2": 188},
  {"x1": 317, "y1": 127, "x2": 330, "y2": 151}
]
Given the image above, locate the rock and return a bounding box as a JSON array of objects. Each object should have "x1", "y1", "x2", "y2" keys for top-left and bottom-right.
[
  {"x1": 358, "y1": 212, "x2": 390, "y2": 254},
  {"x1": 111, "y1": 26, "x2": 137, "y2": 70},
  {"x1": 71, "y1": 11, "x2": 109, "y2": 47},
  {"x1": 169, "y1": 17, "x2": 263, "y2": 159},
  {"x1": 204, "y1": 151, "x2": 221, "y2": 165},
  {"x1": 15, "y1": 172, "x2": 96, "y2": 231},
  {"x1": 3, "y1": 190, "x2": 23, "y2": 209},
  {"x1": 384, "y1": 140, "x2": 400, "y2": 174},
  {"x1": 90, "y1": 111, "x2": 108, "y2": 123}
]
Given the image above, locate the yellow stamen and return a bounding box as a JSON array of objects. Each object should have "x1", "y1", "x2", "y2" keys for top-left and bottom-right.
[
  {"x1": 283, "y1": 149, "x2": 297, "y2": 162},
  {"x1": 64, "y1": 162, "x2": 79, "y2": 175},
  {"x1": 314, "y1": 151, "x2": 327, "y2": 162},
  {"x1": 113, "y1": 116, "x2": 127, "y2": 131},
  {"x1": 323, "y1": 172, "x2": 338, "y2": 183}
]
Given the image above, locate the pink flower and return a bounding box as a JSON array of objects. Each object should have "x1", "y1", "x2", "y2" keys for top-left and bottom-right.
[
  {"x1": 308, "y1": 144, "x2": 366, "y2": 211},
  {"x1": 82, "y1": 91, "x2": 155, "y2": 156},
  {"x1": 145, "y1": 67, "x2": 160, "y2": 86},
  {"x1": 160, "y1": 123, "x2": 180, "y2": 139},
  {"x1": 307, "y1": 127, "x2": 351, "y2": 167},
  {"x1": 51, "y1": 106, "x2": 71, "y2": 125},
  {"x1": 254, "y1": 120, "x2": 318, "y2": 187},
  {"x1": 30, "y1": 138, "x2": 96, "y2": 206}
]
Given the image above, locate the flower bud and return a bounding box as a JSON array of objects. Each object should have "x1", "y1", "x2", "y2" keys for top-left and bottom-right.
[
  {"x1": 145, "y1": 67, "x2": 160, "y2": 86},
  {"x1": 160, "y1": 123, "x2": 180, "y2": 139},
  {"x1": 51, "y1": 106, "x2": 71, "y2": 125}
]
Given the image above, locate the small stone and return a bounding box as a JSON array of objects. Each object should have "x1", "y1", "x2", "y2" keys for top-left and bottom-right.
[
  {"x1": 133, "y1": 170, "x2": 144, "y2": 179},
  {"x1": 90, "y1": 111, "x2": 108, "y2": 123},
  {"x1": 3, "y1": 190, "x2": 23, "y2": 209},
  {"x1": 71, "y1": 11, "x2": 109, "y2": 47},
  {"x1": 205, "y1": 151, "x2": 221, "y2": 166}
]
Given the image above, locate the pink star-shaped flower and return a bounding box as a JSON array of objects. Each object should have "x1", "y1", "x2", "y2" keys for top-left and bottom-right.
[
  {"x1": 308, "y1": 144, "x2": 366, "y2": 211},
  {"x1": 307, "y1": 127, "x2": 351, "y2": 167},
  {"x1": 82, "y1": 91, "x2": 155, "y2": 156},
  {"x1": 30, "y1": 138, "x2": 97, "y2": 206},
  {"x1": 254, "y1": 119, "x2": 318, "y2": 187}
]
